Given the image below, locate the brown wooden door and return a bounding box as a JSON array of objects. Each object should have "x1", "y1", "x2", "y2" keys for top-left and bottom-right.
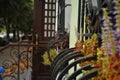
[{"x1": 32, "y1": 0, "x2": 56, "y2": 80}]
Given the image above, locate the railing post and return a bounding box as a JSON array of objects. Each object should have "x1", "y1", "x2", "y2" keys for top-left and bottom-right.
[
  {"x1": 17, "y1": 55, "x2": 20, "y2": 80},
  {"x1": 17, "y1": 45, "x2": 20, "y2": 80}
]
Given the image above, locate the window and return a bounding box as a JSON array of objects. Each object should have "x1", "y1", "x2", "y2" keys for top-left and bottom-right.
[
  {"x1": 45, "y1": 0, "x2": 48, "y2": 2},
  {"x1": 52, "y1": 31, "x2": 55, "y2": 37},
  {"x1": 45, "y1": 4, "x2": 48, "y2": 9},
  {"x1": 43, "y1": 0, "x2": 56, "y2": 38},
  {"x1": 48, "y1": 25, "x2": 51, "y2": 30},
  {"x1": 45, "y1": 11, "x2": 47, "y2": 16},
  {"x1": 44, "y1": 25, "x2": 47, "y2": 30},
  {"x1": 49, "y1": 11, "x2": 51, "y2": 16},
  {"x1": 52, "y1": 18, "x2": 55, "y2": 23},
  {"x1": 44, "y1": 31, "x2": 47, "y2": 37},
  {"x1": 52, "y1": 11, "x2": 55, "y2": 16},
  {"x1": 52, "y1": 25, "x2": 55, "y2": 30},
  {"x1": 49, "y1": 4, "x2": 51, "y2": 9},
  {"x1": 53, "y1": 4, "x2": 55, "y2": 9},
  {"x1": 44, "y1": 18, "x2": 47, "y2": 23}
]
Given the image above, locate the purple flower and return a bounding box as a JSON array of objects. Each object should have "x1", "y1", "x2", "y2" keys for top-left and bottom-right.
[
  {"x1": 101, "y1": 17, "x2": 105, "y2": 21},
  {"x1": 108, "y1": 17, "x2": 112, "y2": 19},
  {"x1": 116, "y1": 28, "x2": 120, "y2": 33},
  {"x1": 114, "y1": 7, "x2": 117, "y2": 10},
  {"x1": 114, "y1": 41, "x2": 119, "y2": 46},
  {"x1": 113, "y1": 24, "x2": 117, "y2": 28},
  {"x1": 113, "y1": 11, "x2": 118, "y2": 15},
  {"x1": 114, "y1": 15, "x2": 120, "y2": 19},
  {"x1": 118, "y1": 53, "x2": 120, "y2": 59},
  {"x1": 117, "y1": 46, "x2": 120, "y2": 52},
  {"x1": 115, "y1": 28, "x2": 120, "y2": 38},
  {"x1": 110, "y1": 23, "x2": 113, "y2": 26},
  {"x1": 112, "y1": 1, "x2": 117, "y2": 4},
  {"x1": 103, "y1": 23, "x2": 107, "y2": 27}
]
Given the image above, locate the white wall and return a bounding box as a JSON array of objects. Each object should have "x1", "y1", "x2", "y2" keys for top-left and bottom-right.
[
  {"x1": 68, "y1": 0, "x2": 80, "y2": 79},
  {"x1": 55, "y1": 0, "x2": 72, "y2": 33},
  {"x1": 65, "y1": 0, "x2": 71, "y2": 32},
  {"x1": 69, "y1": 0, "x2": 78, "y2": 48}
]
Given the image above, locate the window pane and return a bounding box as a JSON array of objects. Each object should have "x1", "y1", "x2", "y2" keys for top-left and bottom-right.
[
  {"x1": 45, "y1": 11, "x2": 47, "y2": 16},
  {"x1": 49, "y1": 4, "x2": 51, "y2": 9},
  {"x1": 45, "y1": 4, "x2": 48, "y2": 9},
  {"x1": 52, "y1": 18, "x2": 55, "y2": 23},
  {"x1": 53, "y1": 4, "x2": 55, "y2": 9},
  {"x1": 44, "y1": 18, "x2": 47, "y2": 23},
  {"x1": 52, "y1": 11, "x2": 55, "y2": 16},
  {"x1": 44, "y1": 25, "x2": 47, "y2": 30},
  {"x1": 52, "y1": 31, "x2": 54, "y2": 37},
  {"x1": 49, "y1": 11, "x2": 51, "y2": 16},
  {"x1": 52, "y1": 25, "x2": 54, "y2": 30},
  {"x1": 53, "y1": 0, "x2": 55, "y2": 2},
  {"x1": 48, "y1": 25, "x2": 51, "y2": 30},
  {"x1": 48, "y1": 31, "x2": 51, "y2": 37},
  {"x1": 49, "y1": 0, "x2": 52, "y2": 2},
  {"x1": 49, "y1": 18, "x2": 51, "y2": 23},
  {"x1": 45, "y1": 0, "x2": 48, "y2": 2},
  {"x1": 44, "y1": 31, "x2": 47, "y2": 37}
]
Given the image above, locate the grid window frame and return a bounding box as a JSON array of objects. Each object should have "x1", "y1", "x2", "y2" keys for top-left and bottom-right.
[{"x1": 43, "y1": 0, "x2": 56, "y2": 38}]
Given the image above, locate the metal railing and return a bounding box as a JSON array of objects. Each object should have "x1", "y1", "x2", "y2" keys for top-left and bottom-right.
[
  {"x1": 0, "y1": 42, "x2": 34, "y2": 80},
  {"x1": 49, "y1": 47, "x2": 98, "y2": 80},
  {"x1": 47, "y1": 38, "x2": 99, "y2": 80}
]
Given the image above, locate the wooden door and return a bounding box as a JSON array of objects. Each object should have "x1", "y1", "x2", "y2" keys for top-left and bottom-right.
[{"x1": 32, "y1": 0, "x2": 56, "y2": 80}]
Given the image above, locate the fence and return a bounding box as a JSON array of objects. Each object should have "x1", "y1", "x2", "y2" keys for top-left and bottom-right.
[{"x1": 0, "y1": 43, "x2": 34, "y2": 80}]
